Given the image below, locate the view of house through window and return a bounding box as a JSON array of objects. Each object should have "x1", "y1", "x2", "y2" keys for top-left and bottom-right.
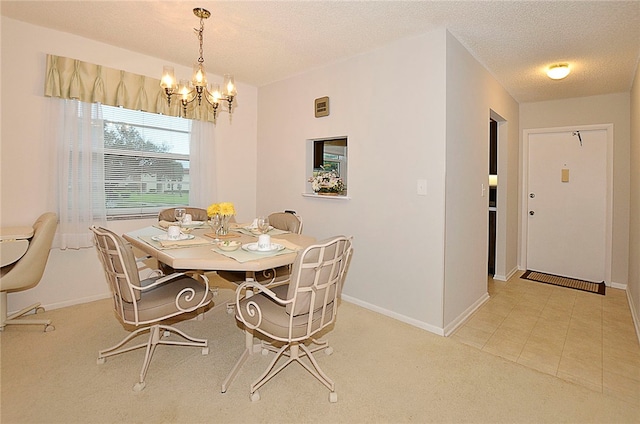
[{"x1": 102, "y1": 105, "x2": 191, "y2": 217}]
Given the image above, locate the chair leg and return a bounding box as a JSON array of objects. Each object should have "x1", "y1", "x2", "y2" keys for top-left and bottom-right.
[
  {"x1": 0, "y1": 293, "x2": 53, "y2": 332},
  {"x1": 97, "y1": 323, "x2": 208, "y2": 392},
  {"x1": 250, "y1": 344, "x2": 296, "y2": 396},
  {"x1": 250, "y1": 342, "x2": 337, "y2": 402}
]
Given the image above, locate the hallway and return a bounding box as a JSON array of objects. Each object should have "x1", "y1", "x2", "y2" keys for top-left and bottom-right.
[{"x1": 452, "y1": 273, "x2": 640, "y2": 406}]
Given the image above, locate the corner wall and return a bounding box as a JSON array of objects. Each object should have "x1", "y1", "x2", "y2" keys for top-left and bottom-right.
[
  {"x1": 629, "y1": 62, "x2": 640, "y2": 334},
  {"x1": 443, "y1": 32, "x2": 520, "y2": 330}
]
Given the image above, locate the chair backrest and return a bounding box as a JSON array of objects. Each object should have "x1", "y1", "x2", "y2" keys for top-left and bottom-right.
[
  {"x1": 158, "y1": 207, "x2": 208, "y2": 222},
  {"x1": 285, "y1": 236, "x2": 353, "y2": 321},
  {"x1": 268, "y1": 211, "x2": 303, "y2": 234},
  {"x1": 0, "y1": 212, "x2": 58, "y2": 292},
  {"x1": 90, "y1": 226, "x2": 142, "y2": 305}
]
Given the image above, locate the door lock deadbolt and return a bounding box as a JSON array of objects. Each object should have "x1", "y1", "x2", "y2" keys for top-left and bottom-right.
[
  {"x1": 529, "y1": 211, "x2": 535, "y2": 216},
  {"x1": 529, "y1": 193, "x2": 535, "y2": 198}
]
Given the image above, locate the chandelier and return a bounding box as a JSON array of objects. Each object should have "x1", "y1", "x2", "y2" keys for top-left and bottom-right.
[{"x1": 160, "y1": 8, "x2": 236, "y2": 123}]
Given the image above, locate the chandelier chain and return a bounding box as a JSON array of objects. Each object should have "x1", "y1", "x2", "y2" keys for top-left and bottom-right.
[{"x1": 196, "y1": 17, "x2": 205, "y2": 64}]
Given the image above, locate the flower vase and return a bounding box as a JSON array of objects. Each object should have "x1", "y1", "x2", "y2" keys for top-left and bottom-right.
[{"x1": 219, "y1": 215, "x2": 231, "y2": 235}]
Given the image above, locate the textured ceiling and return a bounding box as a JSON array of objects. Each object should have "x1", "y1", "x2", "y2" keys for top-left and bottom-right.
[{"x1": 2, "y1": 1, "x2": 639, "y2": 103}]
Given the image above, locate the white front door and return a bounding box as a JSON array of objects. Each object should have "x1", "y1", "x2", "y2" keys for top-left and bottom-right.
[{"x1": 526, "y1": 128, "x2": 607, "y2": 282}]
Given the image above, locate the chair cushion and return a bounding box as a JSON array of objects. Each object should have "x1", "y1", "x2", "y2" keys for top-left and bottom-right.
[
  {"x1": 268, "y1": 212, "x2": 302, "y2": 234},
  {"x1": 122, "y1": 274, "x2": 213, "y2": 324},
  {"x1": 237, "y1": 285, "x2": 334, "y2": 340}
]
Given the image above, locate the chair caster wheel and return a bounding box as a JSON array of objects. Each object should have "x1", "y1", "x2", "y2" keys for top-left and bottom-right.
[
  {"x1": 44, "y1": 324, "x2": 55, "y2": 332},
  {"x1": 226, "y1": 304, "x2": 235, "y2": 314},
  {"x1": 35, "y1": 306, "x2": 46, "y2": 314},
  {"x1": 202, "y1": 347, "x2": 209, "y2": 355},
  {"x1": 329, "y1": 392, "x2": 338, "y2": 403},
  {"x1": 250, "y1": 391, "x2": 260, "y2": 402},
  {"x1": 163, "y1": 330, "x2": 171, "y2": 338},
  {"x1": 212, "y1": 287, "x2": 219, "y2": 296},
  {"x1": 97, "y1": 357, "x2": 106, "y2": 365},
  {"x1": 261, "y1": 348, "x2": 269, "y2": 356},
  {"x1": 133, "y1": 382, "x2": 146, "y2": 392},
  {"x1": 325, "y1": 346, "x2": 333, "y2": 355}
]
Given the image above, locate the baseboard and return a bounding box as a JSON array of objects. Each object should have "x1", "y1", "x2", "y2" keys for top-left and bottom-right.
[
  {"x1": 340, "y1": 294, "x2": 445, "y2": 336},
  {"x1": 610, "y1": 281, "x2": 627, "y2": 290},
  {"x1": 37, "y1": 293, "x2": 111, "y2": 314},
  {"x1": 493, "y1": 266, "x2": 520, "y2": 282},
  {"x1": 626, "y1": 289, "x2": 640, "y2": 343},
  {"x1": 443, "y1": 292, "x2": 490, "y2": 336}
]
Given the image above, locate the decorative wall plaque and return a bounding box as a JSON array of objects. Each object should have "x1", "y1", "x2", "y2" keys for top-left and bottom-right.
[{"x1": 315, "y1": 96, "x2": 329, "y2": 118}]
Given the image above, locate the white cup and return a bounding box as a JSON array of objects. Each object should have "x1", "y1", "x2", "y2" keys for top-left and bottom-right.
[
  {"x1": 167, "y1": 226, "x2": 181, "y2": 240},
  {"x1": 183, "y1": 213, "x2": 192, "y2": 224},
  {"x1": 257, "y1": 234, "x2": 271, "y2": 250}
]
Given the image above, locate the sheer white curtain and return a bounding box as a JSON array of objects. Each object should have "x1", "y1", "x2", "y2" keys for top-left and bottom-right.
[
  {"x1": 49, "y1": 98, "x2": 107, "y2": 249},
  {"x1": 189, "y1": 119, "x2": 217, "y2": 208}
]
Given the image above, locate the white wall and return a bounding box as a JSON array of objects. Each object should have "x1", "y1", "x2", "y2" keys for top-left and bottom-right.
[
  {"x1": 257, "y1": 30, "x2": 448, "y2": 332},
  {"x1": 628, "y1": 62, "x2": 640, "y2": 333},
  {"x1": 519, "y1": 93, "x2": 631, "y2": 287},
  {"x1": 443, "y1": 33, "x2": 520, "y2": 329},
  {"x1": 0, "y1": 17, "x2": 259, "y2": 312},
  {"x1": 256, "y1": 29, "x2": 520, "y2": 333}
]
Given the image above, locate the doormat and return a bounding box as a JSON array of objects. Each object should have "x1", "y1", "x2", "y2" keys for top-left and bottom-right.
[{"x1": 521, "y1": 270, "x2": 605, "y2": 295}]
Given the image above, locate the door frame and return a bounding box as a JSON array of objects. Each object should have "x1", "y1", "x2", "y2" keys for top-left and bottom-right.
[{"x1": 520, "y1": 124, "x2": 613, "y2": 285}]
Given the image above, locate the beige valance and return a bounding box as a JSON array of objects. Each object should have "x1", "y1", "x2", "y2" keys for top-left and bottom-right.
[{"x1": 44, "y1": 54, "x2": 217, "y2": 123}]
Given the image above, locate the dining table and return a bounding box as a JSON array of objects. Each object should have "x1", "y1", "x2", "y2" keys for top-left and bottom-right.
[{"x1": 122, "y1": 221, "x2": 317, "y2": 393}]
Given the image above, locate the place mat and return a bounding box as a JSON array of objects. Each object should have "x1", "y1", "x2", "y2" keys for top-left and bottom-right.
[
  {"x1": 158, "y1": 220, "x2": 210, "y2": 230},
  {"x1": 203, "y1": 233, "x2": 240, "y2": 240},
  {"x1": 270, "y1": 238, "x2": 302, "y2": 251},
  {"x1": 233, "y1": 227, "x2": 289, "y2": 237},
  {"x1": 521, "y1": 270, "x2": 606, "y2": 295},
  {"x1": 212, "y1": 245, "x2": 295, "y2": 263},
  {"x1": 138, "y1": 235, "x2": 213, "y2": 250}
]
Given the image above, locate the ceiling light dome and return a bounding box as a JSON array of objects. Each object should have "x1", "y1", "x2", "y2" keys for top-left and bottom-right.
[{"x1": 547, "y1": 63, "x2": 570, "y2": 80}]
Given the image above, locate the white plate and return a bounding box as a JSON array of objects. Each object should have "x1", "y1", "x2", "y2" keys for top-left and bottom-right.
[
  {"x1": 242, "y1": 243, "x2": 285, "y2": 254},
  {"x1": 151, "y1": 234, "x2": 195, "y2": 242}
]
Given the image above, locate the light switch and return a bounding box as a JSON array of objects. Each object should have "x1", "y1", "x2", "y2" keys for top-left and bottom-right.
[
  {"x1": 562, "y1": 168, "x2": 569, "y2": 182},
  {"x1": 417, "y1": 179, "x2": 427, "y2": 196}
]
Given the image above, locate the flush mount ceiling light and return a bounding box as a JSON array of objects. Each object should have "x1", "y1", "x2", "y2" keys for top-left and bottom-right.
[
  {"x1": 546, "y1": 63, "x2": 570, "y2": 80},
  {"x1": 160, "y1": 7, "x2": 236, "y2": 124}
]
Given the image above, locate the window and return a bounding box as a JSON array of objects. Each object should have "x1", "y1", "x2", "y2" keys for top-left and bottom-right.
[
  {"x1": 305, "y1": 136, "x2": 349, "y2": 198},
  {"x1": 101, "y1": 105, "x2": 191, "y2": 218}
]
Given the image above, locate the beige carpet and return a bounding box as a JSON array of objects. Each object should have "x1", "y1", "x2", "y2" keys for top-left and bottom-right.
[{"x1": 1, "y1": 279, "x2": 638, "y2": 423}]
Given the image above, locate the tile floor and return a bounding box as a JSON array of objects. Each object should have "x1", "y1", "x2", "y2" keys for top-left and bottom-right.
[{"x1": 452, "y1": 272, "x2": 640, "y2": 406}]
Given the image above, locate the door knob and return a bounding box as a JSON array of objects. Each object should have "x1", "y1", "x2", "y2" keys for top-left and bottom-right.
[{"x1": 529, "y1": 211, "x2": 535, "y2": 216}]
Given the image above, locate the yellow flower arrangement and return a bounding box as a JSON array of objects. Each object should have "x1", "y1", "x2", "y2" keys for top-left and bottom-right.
[{"x1": 207, "y1": 202, "x2": 235, "y2": 217}]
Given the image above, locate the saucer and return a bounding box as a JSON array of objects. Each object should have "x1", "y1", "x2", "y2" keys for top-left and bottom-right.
[{"x1": 242, "y1": 243, "x2": 285, "y2": 254}]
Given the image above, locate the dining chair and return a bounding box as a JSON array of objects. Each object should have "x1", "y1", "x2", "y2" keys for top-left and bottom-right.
[
  {"x1": 233, "y1": 235, "x2": 353, "y2": 402},
  {"x1": 218, "y1": 210, "x2": 303, "y2": 287},
  {"x1": 158, "y1": 207, "x2": 209, "y2": 223},
  {"x1": 90, "y1": 225, "x2": 213, "y2": 391},
  {"x1": 0, "y1": 212, "x2": 57, "y2": 332}
]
